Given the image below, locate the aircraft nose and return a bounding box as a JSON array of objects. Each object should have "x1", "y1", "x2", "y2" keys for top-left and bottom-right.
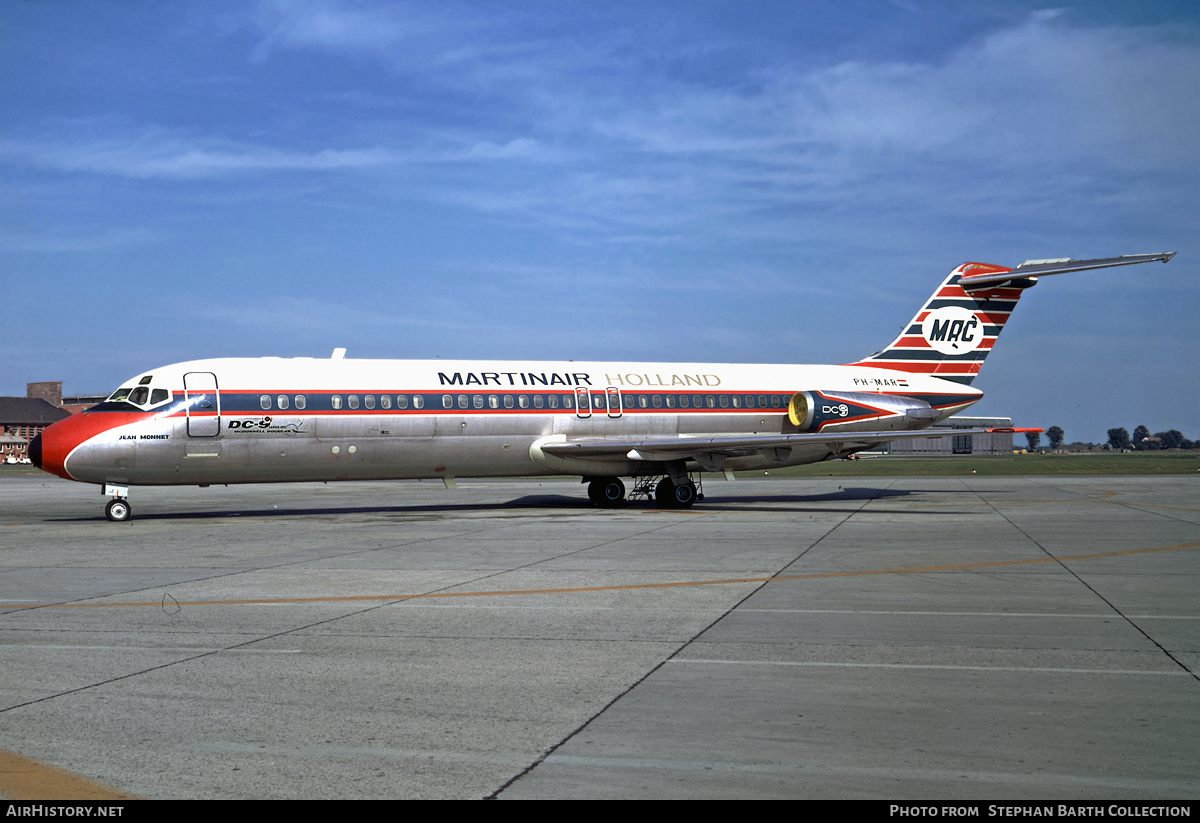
[
  {"x1": 28, "y1": 416, "x2": 84, "y2": 480},
  {"x1": 29, "y1": 432, "x2": 42, "y2": 469}
]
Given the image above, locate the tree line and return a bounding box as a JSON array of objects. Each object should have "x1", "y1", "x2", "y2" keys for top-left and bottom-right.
[
  {"x1": 1020, "y1": 427, "x2": 1197, "y2": 451},
  {"x1": 1105, "y1": 426, "x2": 1197, "y2": 451}
]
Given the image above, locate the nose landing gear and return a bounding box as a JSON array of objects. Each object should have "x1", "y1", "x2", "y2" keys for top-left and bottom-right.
[
  {"x1": 102, "y1": 484, "x2": 131, "y2": 522},
  {"x1": 104, "y1": 498, "x2": 132, "y2": 522}
]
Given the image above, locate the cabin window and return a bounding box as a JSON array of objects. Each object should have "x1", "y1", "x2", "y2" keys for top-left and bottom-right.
[
  {"x1": 488, "y1": 395, "x2": 499, "y2": 409},
  {"x1": 365, "y1": 395, "x2": 375, "y2": 409},
  {"x1": 563, "y1": 394, "x2": 573, "y2": 409},
  {"x1": 518, "y1": 395, "x2": 529, "y2": 409},
  {"x1": 719, "y1": 395, "x2": 729, "y2": 408},
  {"x1": 731, "y1": 395, "x2": 741, "y2": 408},
  {"x1": 457, "y1": 395, "x2": 468, "y2": 409},
  {"x1": 771, "y1": 395, "x2": 781, "y2": 408},
  {"x1": 548, "y1": 394, "x2": 559, "y2": 409},
  {"x1": 413, "y1": 396, "x2": 424, "y2": 409},
  {"x1": 380, "y1": 395, "x2": 391, "y2": 409},
  {"x1": 693, "y1": 395, "x2": 703, "y2": 408},
  {"x1": 679, "y1": 395, "x2": 689, "y2": 409},
  {"x1": 746, "y1": 395, "x2": 755, "y2": 408},
  {"x1": 704, "y1": 395, "x2": 715, "y2": 408},
  {"x1": 638, "y1": 395, "x2": 648, "y2": 409},
  {"x1": 503, "y1": 395, "x2": 514, "y2": 409},
  {"x1": 473, "y1": 395, "x2": 484, "y2": 409},
  {"x1": 259, "y1": 394, "x2": 271, "y2": 410},
  {"x1": 533, "y1": 395, "x2": 544, "y2": 409},
  {"x1": 442, "y1": 395, "x2": 453, "y2": 409},
  {"x1": 348, "y1": 395, "x2": 359, "y2": 410},
  {"x1": 651, "y1": 395, "x2": 662, "y2": 408},
  {"x1": 331, "y1": 395, "x2": 342, "y2": 410},
  {"x1": 665, "y1": 395, "x2": 675, "y2": 408},
  {"x1": 295, "y1": 395, "x2": 307, "y2": 410},
  {"x1": 395, "y1": 395, "x2": 407, "y2": 409},
  {"x1": 277, "y1": 395, "x2": 289, "y2": 410}
]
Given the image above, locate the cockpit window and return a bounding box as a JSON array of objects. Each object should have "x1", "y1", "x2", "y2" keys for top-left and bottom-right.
[{"x1": 105, "y1": 385, "x2": 172, "y2": 409}]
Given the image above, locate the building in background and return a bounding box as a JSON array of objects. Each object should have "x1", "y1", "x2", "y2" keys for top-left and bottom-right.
[
  {"x1": 61, "y1": 392, "x2": 109, "y2": 414},
  {"x1": 0, "y1": 384, "x2": 72, "y2": 463},
  {"x1": 882, "y1": 416, "x2": 1014, "y2": 455}
]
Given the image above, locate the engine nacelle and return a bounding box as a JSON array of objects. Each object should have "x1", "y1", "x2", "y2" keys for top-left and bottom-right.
[{"x1": 788, "y1": 391, "x2": 940, "y2": 433}]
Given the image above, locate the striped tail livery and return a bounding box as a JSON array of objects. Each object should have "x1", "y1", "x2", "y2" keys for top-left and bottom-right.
[{"x1": 854, "y1": 253, "x2": 1176, "y2": 385}]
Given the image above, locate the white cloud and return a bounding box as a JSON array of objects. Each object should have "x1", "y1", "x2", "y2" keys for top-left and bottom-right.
[
  {"x1": 250, "y1": 0, "x2": 416, "y2": 61},
  {"x1": 0, "y1": 227, "x2": 157, "y2": 252},
  {"x1": 0, "y1": 133, "x2": 396, "y2": 179}
]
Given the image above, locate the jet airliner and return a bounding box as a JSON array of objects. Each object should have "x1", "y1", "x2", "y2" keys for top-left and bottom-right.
[{"x1": 30, "y1": 252, "x2": 1174, "y2": 521}]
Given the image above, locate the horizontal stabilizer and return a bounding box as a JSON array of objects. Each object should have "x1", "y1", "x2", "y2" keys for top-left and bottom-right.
[{"x1": 958, "y1": 252, "x2": 1175, "y2": 291}]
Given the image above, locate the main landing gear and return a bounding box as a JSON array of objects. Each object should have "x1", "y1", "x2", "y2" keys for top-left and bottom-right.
[
  {"x1": 587, "y1": 476, "x2": 626, "y2": 508},
  {"x1": 586, "y1": 475, "x2": 701, "y2": 509},
  {"x1": 654, "y1": 477, "x2": 698, "y2": 509},
  {"x1": 102, "y1": 483, "x2": 132, "y2": 522}
]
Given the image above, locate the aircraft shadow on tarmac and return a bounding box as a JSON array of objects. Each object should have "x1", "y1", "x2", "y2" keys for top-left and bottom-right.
[{"x1": 45, "y1": 485, "x2": 984, "y2": 522}]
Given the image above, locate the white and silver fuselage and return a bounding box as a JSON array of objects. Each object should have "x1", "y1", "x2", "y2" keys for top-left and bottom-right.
[{"x1": 34, "y1": 357, "x2": 981, "y2": 487}]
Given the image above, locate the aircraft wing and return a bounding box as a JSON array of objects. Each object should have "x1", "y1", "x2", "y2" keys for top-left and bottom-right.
[{"x1": 539, "y1": 427, "x2": 1003, "y2": 472}]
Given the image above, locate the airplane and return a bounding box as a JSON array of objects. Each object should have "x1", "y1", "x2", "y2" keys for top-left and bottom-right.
[{"x1": 30, "y1": 252, "x2": 1175, "y2": 522}]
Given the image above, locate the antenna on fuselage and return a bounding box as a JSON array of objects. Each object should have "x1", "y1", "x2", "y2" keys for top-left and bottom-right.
[{"x1": 331, "y1": 348, "x2": 347, "y2": 360}]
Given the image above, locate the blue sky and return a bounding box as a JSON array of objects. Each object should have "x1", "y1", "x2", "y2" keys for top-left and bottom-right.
[{"x1": 3, "y1": 0, "x2": 1197, "y2": 443}]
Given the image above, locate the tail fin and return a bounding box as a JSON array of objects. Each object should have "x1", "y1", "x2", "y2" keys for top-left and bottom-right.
[{"x1": 852, "y1": 253, "x2": 1176, "y2": 386}]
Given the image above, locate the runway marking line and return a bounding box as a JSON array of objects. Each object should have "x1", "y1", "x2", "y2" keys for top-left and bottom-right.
[
  {"x1": 0, "y1": 749, "x2": 137, "y2": 800},
  {"x1": 8, "y1": 541, "x2": 1200, "y2": 611}
]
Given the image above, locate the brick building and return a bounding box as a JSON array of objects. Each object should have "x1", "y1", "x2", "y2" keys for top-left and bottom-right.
[{"x1": 0, "y1": 391, "x2": 71, "y2": 463}]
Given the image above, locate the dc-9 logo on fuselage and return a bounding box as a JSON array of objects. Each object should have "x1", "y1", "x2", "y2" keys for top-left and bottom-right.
[{"x1": 921, "y1": 307, "x2": 983, "y2": 355}]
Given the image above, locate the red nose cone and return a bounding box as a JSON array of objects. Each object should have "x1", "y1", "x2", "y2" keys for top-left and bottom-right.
[
  {"x1": 33, "y1": 411, "x2": 141, "y2": 481},
  {"x1": 32, "y1": 416, "x2": 77, "y2": 479}
]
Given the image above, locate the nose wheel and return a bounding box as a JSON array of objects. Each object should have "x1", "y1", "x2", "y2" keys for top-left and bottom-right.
[
  {"x1": 104, "y1": 498, "x2": 132, "y2": 522},
  {"x1": 102, "y1": 483, "x2": 132, "y2": 522}
]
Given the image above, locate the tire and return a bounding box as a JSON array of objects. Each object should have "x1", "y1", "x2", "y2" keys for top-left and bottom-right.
[
  {"x1": 655, "y1": 478, "x2": 697, "y2": 509},
  {"x1": 588, "y1": 477, "x2": 625, "y2": 507},
  {"x1": 672, "y1": 481, "x2": 697, "y2": 508},
  {"x1": 105, "y1": 498, "x2": 131, "y2": 522},
  {"x1": 600, "y1": 477, "x2": 625, "y2": 506}
]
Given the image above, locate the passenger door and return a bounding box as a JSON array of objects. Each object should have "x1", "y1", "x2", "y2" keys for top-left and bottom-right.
[{"x1": 183, "y1": 372, "x2": 221, "y2": 437}]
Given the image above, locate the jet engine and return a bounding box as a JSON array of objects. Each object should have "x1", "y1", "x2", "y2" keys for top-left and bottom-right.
[{"x1": 788, "y1": 391, "x2": 941, "y2": 433}]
